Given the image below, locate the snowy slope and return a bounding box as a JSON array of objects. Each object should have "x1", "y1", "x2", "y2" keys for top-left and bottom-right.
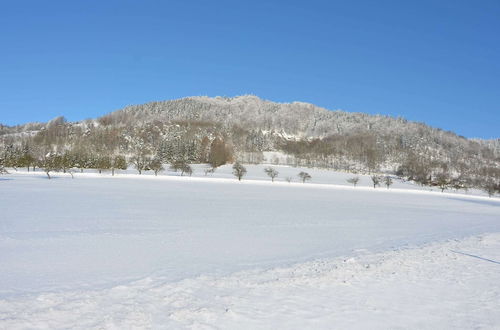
[{"x1": 1, "y1": 167, "x2": 499, "y2": 328}]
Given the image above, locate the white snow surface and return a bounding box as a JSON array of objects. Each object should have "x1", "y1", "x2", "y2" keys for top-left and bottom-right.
[
  {"x1": 1, "y1": 165, "x2": 500, "y2": 328},
  {"x1": 1, "y1": 234, "x2": 499, "y2": 329}
]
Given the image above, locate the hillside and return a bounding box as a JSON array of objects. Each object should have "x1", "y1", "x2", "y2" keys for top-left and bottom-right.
[{"x1": 1, "y1": 95, "x2": 499, "y2": 191}]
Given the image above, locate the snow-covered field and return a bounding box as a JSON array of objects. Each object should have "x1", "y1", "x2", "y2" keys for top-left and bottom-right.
[
  {"x1": 1, "y1": 165, "x2": 499, "y2": 329},
  {"x1": 2, "y1": 234, "x2": 499, "y2": 329}
]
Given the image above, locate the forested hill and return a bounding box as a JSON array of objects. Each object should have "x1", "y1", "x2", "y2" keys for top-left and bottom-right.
[
  {"x1": 99, "y1": 95, "x2": 494, "y2": 141},
  {"x1": 1, "y1": 95, "x2": 499, "y2": 191}
]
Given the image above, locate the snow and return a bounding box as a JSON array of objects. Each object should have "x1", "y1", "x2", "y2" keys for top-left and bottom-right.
[
  {"x1": 1, "y1": 166, "x2": 499, "y2": 328},
  {"x1": 1, "y1": 233, "x2": 500, "y2": 329}
]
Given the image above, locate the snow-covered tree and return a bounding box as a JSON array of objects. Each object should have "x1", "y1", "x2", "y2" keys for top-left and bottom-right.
[
  {"x1": 96, "y1": 155, "x2": 111, "y2": 174},
  {"x1": 111, "y1": 155, "x2": 127, "y2": 176}
]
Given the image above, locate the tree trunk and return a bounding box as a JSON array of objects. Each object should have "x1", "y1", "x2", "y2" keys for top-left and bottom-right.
[
  {"x1": 46, "y1": 171, "x2": 51, "y2": 179},
  {"x1": 112, "y1": 168, "x2": 115, "y2": 176}
]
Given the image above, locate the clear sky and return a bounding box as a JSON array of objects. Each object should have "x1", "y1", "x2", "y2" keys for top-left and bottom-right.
[{"x1": 1, "y1": 0, "x2": 499, "y2": 138}]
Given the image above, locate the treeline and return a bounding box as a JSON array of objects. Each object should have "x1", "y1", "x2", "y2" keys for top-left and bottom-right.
[
  {"x1": 279, "y1": 132, "x2": 500, "y2": 192},
  {"x1": 0, "y1": 117, "x2": 234, "y2": 178}
]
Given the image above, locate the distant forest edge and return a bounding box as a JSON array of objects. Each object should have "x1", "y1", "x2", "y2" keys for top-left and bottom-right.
[{"x1": 1, "y1": 95, "x2": 499, "y2": 194}]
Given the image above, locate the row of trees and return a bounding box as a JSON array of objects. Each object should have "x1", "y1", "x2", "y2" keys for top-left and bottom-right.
[
  {"x1": 0, "y1": 151, "x2": 201, "y2": 179},
  {"x1": 232, "y1": 164, "x2": 313, "y2": 184},
  {"x1": 0, "y1": 126, "x2": 235, "y2": 179},
  {"x1": 344, "y1": 174, "x2": 500, "y2": 197},
  {"x1": 346, "y1": 176, "x2": 393, "y2": 189},
  {"x1": 2, "y1": 149, "x2": 499, "y2": 197}
]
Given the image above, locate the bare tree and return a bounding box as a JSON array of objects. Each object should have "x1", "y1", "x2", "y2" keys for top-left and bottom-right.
[
  {"x1": 18, "y1": 151, "x2": 35, "y2": 172},
  {"x1": 384, "y1": 176, "x2": 393, "y2": 189},
  {"x1": 371, "y1": 175, "x2": 381, "y2": 188},
  {"x1": 204, "y1": 166, "x2": 216, "y2": 176},
  {"x1": 483, "y1": 181, "x2": 497, "y2": 197},
  {"x1": 149, "y1": 158, "x2": 164, "y2": 176},
  {"x1": 185, "y1": 165, "x2": 193, "y2": 176},
  {"x1": 264, "y1": 166, "x2": 279, "y2": 182},
  {"x1": 131, "y1": 154, "x2": 150, "y2": 175},
  {"x1": 0, "y1": 164, "x2": 8, "y2": 175},
  {"x1": 0, "y1": 156, "x2": 7, "y2": 175},
  {"x1": 347, "y1": 176, "x2": 359, "y2": 187},
  {"x1": 60, "y1": 152, "x2": 75, "y2": 173},
  {"x1": 450, "y1": 178, "x2": 468, "y2": 193},
  {"x1": 41, "y1": 153, "x2": 61, "y2": 179},
  {"x1": 170, "y1": 159, "x2": 192, "y2": 176},
  {"x1": 285, "y1": 176, "x2": 292, "y2": 183},
  {"x1": 298, "y1": 171, "x2": 311, "y2": 183},
  {"x1": 232, "y1": 162, "x2": 247, "y2": 181},
  {"x1": 434, "y1": 173, "x2": 449, "y2": 192}
]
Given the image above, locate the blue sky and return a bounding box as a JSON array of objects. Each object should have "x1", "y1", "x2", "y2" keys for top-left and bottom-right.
[{"x1": 1, "y1": 0, "x2": 499, "y2": 138}]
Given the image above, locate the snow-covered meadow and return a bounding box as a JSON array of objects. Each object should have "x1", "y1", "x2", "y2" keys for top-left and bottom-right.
[{"x1": 1, "y1": 165, "x2": 499, "y2": 329}]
